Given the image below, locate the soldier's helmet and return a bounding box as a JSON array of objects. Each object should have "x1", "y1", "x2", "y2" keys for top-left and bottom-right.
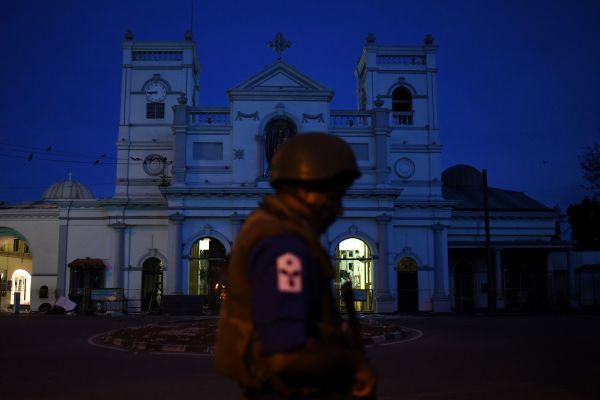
[{"x1": 270, "y1": 132, "x2": 361, "y2": 187}]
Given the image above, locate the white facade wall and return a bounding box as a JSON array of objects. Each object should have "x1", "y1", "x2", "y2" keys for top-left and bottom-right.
[{"x1": 0, "y1": 34, "x2": 567, "y2": 314}]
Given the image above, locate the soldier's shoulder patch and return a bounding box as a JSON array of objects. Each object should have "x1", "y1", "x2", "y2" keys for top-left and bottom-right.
[{"x1": 276, "y1": 252, "x2": 302, "y2": 293}]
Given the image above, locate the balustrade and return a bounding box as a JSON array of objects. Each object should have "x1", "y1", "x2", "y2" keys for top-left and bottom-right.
[
  {"x1": 330, "y1": 111, "x2": 371, "y2": 128},
  {"x1": 392, "y1": 111, "x2": 414, "y2": 126},
  {"x1": 376, "y1": 55, "x2": 425, "y2": 65},
  {"x1": 189, "y1": 109, "x2": 230, "y2": 126}
]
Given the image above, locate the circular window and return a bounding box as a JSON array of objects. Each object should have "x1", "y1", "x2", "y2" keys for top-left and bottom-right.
[
  {"x1": 394, "y1": 158, "x2": 415, "y2": 179},
  {"x1": 143, "y1": 154, "x2": 166, "y2": 176}
]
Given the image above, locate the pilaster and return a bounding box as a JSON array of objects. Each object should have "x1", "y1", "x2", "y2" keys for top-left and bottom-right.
[
  {"x1": 375, "y1": 213, "x2": 394, "y2": 312},
  {"x1": 109, "y1": 222, "x2": 127, "y2": 288},
  {"x1": 255, "y1": 134, "x2": 265, "y2": 178},
  {"x1": 371, "y1": 101, "x2": 391, "y2": 186},
  {"x1": 172, "y1": 95, "x2": 189, "y2": 186},
  {"x1": 432, "y1": 223, "x2": 451, "y2": 312},
  {"x1": 168, "y1": 212, "x2": 185, "y2": 294}
]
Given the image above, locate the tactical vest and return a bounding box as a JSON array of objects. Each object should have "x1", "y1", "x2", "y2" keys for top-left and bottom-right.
[{"x1": 213, "y1": 196, "x2": 344, "y2": 388}]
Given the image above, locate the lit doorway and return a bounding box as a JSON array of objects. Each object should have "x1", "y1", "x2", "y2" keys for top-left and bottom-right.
[
  {"x1": 11, "y1": 269, "x2": 31, "y2": 306},
  {"x1": 189, "y1": 237, "x2": 226, "y2": 312},
  {"x1": 397, "y1": 257, "x2": 418, "y2": 312},
  {"x1": 141, "y1": 257, "x2": 163, "y2": 312},
  {"x1": 0, "y1": 231, "x2": 32, "y2": 310},
  {"x1": 335, "y1": 238, "x2": 373, "y2": 312}
]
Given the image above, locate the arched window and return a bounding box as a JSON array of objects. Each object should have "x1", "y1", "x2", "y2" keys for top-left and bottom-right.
[
  {"x1": 392, "y1": 87, "x2": 413, "y2": 125},
  {"x1": 264, "y1": 118, "x2": 297, "y2": 174},
  {"x1": 189, "y1": 237, "x2": 227, "y2": 310},
  {"x1": 335, "y1": 238, "x2": 373, "y2": 312}
]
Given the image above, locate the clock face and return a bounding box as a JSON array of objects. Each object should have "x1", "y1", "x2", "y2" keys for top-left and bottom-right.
[{"x1": 145, "y1": 81, "x2": 167, "y2": 102}]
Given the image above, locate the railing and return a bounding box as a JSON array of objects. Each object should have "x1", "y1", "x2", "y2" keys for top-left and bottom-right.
[
  {"x1": 377, "y1": 55, "x2": 425, "y2": 65},
  {"x1": 392, "y1": 111, "x2": 414, "y2": 126},
  {"x1": 132, "y1": 51, "x2": 183, "y2": 61},
  {"x1": 189, "y1": 109, "x2": 230, "y2": 126},
  {"x1": 330, "y1": 111, "x2": 371, "y2": 128},
  {"x1": 335, "y1": 288, "x2": 374, "y2": 312}
]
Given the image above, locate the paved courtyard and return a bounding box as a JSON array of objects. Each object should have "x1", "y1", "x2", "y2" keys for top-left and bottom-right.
[{"x1": 1, "y1": 313, "x2": 598, "y2": 399}]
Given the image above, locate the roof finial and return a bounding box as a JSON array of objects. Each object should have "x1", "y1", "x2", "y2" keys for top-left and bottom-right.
[
  {"x1": 68, "y1": 172, "x2": 72, "y2": 182},
  {"x1": 124, "y1": 29, "x2": 134, "y2": 41},
  {"x1": 268, "y1": 32, "x2": 291, "y2": 60}
]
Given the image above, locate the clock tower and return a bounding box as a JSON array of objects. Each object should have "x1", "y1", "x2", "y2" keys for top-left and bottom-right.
[{"x1": 115, "y1": 30, "x2": 200, "y2": 199}]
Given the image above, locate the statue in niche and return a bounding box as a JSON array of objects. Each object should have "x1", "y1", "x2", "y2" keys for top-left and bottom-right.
[{"x1": 264, "y1": 118, "x2": 297, "y2": 174}]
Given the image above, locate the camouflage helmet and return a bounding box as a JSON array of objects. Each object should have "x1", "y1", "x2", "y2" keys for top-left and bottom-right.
[{"x1": 270, "y1": 132, "x2": 361, "y2": 186}]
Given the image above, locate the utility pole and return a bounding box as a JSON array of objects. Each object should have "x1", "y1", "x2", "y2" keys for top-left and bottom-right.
[{"x1": 483, "y1": 169, "x2": 496, "y2": 311}]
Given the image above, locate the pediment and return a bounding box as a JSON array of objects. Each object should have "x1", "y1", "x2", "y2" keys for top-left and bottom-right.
[
  {"x1": 257, "y1": 72, "x2": 304, "y2": 89},
  {"x1": 230, "y1": 60, "x2": 332, "y2": 92}
]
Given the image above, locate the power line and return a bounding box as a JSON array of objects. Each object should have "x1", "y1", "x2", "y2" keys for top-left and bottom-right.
[{"x1": 0, "y1": 142, "x2": 119, "y2": 161}]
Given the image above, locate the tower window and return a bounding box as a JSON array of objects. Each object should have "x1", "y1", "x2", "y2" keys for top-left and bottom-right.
[
  {"x1": 146, "y1": 102, "x2": 165, "y2": 119},
  {"x1": 392, "y1": 87, "x2": 413, "y2": 125}
]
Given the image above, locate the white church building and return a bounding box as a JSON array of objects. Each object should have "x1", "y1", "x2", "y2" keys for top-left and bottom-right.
[{"x1": 1, "y1": 31, "x2": 579, "y2": 314}]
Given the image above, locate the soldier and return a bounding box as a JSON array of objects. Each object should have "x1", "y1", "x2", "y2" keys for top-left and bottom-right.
[{"x1": 214, "y1": 133, "x2": 376, "y2": 399}]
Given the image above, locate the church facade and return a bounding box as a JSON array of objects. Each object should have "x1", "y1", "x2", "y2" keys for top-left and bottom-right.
[{"x1": 1, "y1": 32, "x2": 573, "y2": 314}]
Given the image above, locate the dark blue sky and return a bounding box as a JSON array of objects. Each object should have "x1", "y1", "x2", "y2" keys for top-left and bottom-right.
[{"x1": 1, "y1": 0, "x2": 599, "y2": 214}]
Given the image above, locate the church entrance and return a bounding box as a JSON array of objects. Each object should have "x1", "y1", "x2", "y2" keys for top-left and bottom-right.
[
  {"x1": 141, "y1": 257, "x2": 163, "y2": 312},
  {"x1": 189, "y1": 237, "x2": 226, "y2": 312},
  {"x1": 335, "y1": 238, "x2": 373, "y2": 312},
  {"x1": 397, "y1": 257, "x2": 418, "y2": 313},
  {"x1": 454, "y1": 262, "x2": 474, "y2": 312}
]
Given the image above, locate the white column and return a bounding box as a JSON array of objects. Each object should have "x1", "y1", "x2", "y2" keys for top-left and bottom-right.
[
  {"x1": 168, "y1": 213, "x2": 185, "y2": 294},
  {"x1": 172, "y1": 99, "x2": 188, "y2": 186},
  {"x1": 432, "y1": 223, "x2": 451, "y2": 312},
  {"x1": 375, "y1": 214, "x2": 394, "y2": 312},
  {"x1": 109, "y1": 223, "x2": 127, "y2": 288},
  {"x1": 255, "y1": 134, "x2": 265, "y2": 178},
  {"x1": 494, "y1": 248, "x2": 505, "y2": 308},
  {"x1": 371, "y1": 103, "x2": 390, "y2": 186}
]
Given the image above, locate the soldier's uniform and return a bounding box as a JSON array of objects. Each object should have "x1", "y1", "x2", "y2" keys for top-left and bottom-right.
[{"x1": 214, "y1": 133, "x2": 375, "y2": 399}]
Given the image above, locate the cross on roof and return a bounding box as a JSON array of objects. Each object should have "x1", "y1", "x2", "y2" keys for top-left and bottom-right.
[{"x1": 268, "y1": 32, "x2": 291, "y2": 60}]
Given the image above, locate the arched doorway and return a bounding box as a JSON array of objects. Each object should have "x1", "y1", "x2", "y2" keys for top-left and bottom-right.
[
  {"x1": 0, "y1": 229, "x2": 32, "y2": 310},
  {"x1": 397, "y1": 257, "x2": 418, "y2": 312},
  {"x1": 11, "y1": 269, "x2": 31, "y2": 306},
  {"x1": 189, "y1": 237, "x2": 226, "y2": 312},
  {"x1": 335, "y1": 238, "x2": 373, "y2": 312},
  {"x1": 264, "y1": 117, "x2": 297, "y2": 174},
  {"x1": 68, "y1": 258, "x2": 106, "y2": 313},
  {"x1": 454, "y1": 262, "x2": 474, "y2": 312},
  {"x1": 141, "y1": 257, "x2": 163, "y2": 312}
]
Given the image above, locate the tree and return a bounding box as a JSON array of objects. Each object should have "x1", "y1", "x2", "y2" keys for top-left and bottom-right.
[
  {"x1": 580, "y1": 140, "x2": 600, "y2": 196},
  {"x1": 567, "y1": 197, "x2": 600, "y2": 250}
]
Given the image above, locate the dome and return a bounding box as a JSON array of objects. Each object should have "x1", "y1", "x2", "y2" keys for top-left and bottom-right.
[
  {"x1": 442, "y1": 164, "x2": 483, "y2": 187},
  {"x1": 42, "y1": 179, "x2": 95, "y2": 200}
]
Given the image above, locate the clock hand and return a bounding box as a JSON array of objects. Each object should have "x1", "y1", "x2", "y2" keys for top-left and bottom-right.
[{"x1": 147, "y1": 91, "x2": 158, "y2": 94}]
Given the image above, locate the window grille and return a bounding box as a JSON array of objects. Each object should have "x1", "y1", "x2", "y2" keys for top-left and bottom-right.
[{"x1": 146, "y1": 102, "x2": 165, "y2": 119}]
